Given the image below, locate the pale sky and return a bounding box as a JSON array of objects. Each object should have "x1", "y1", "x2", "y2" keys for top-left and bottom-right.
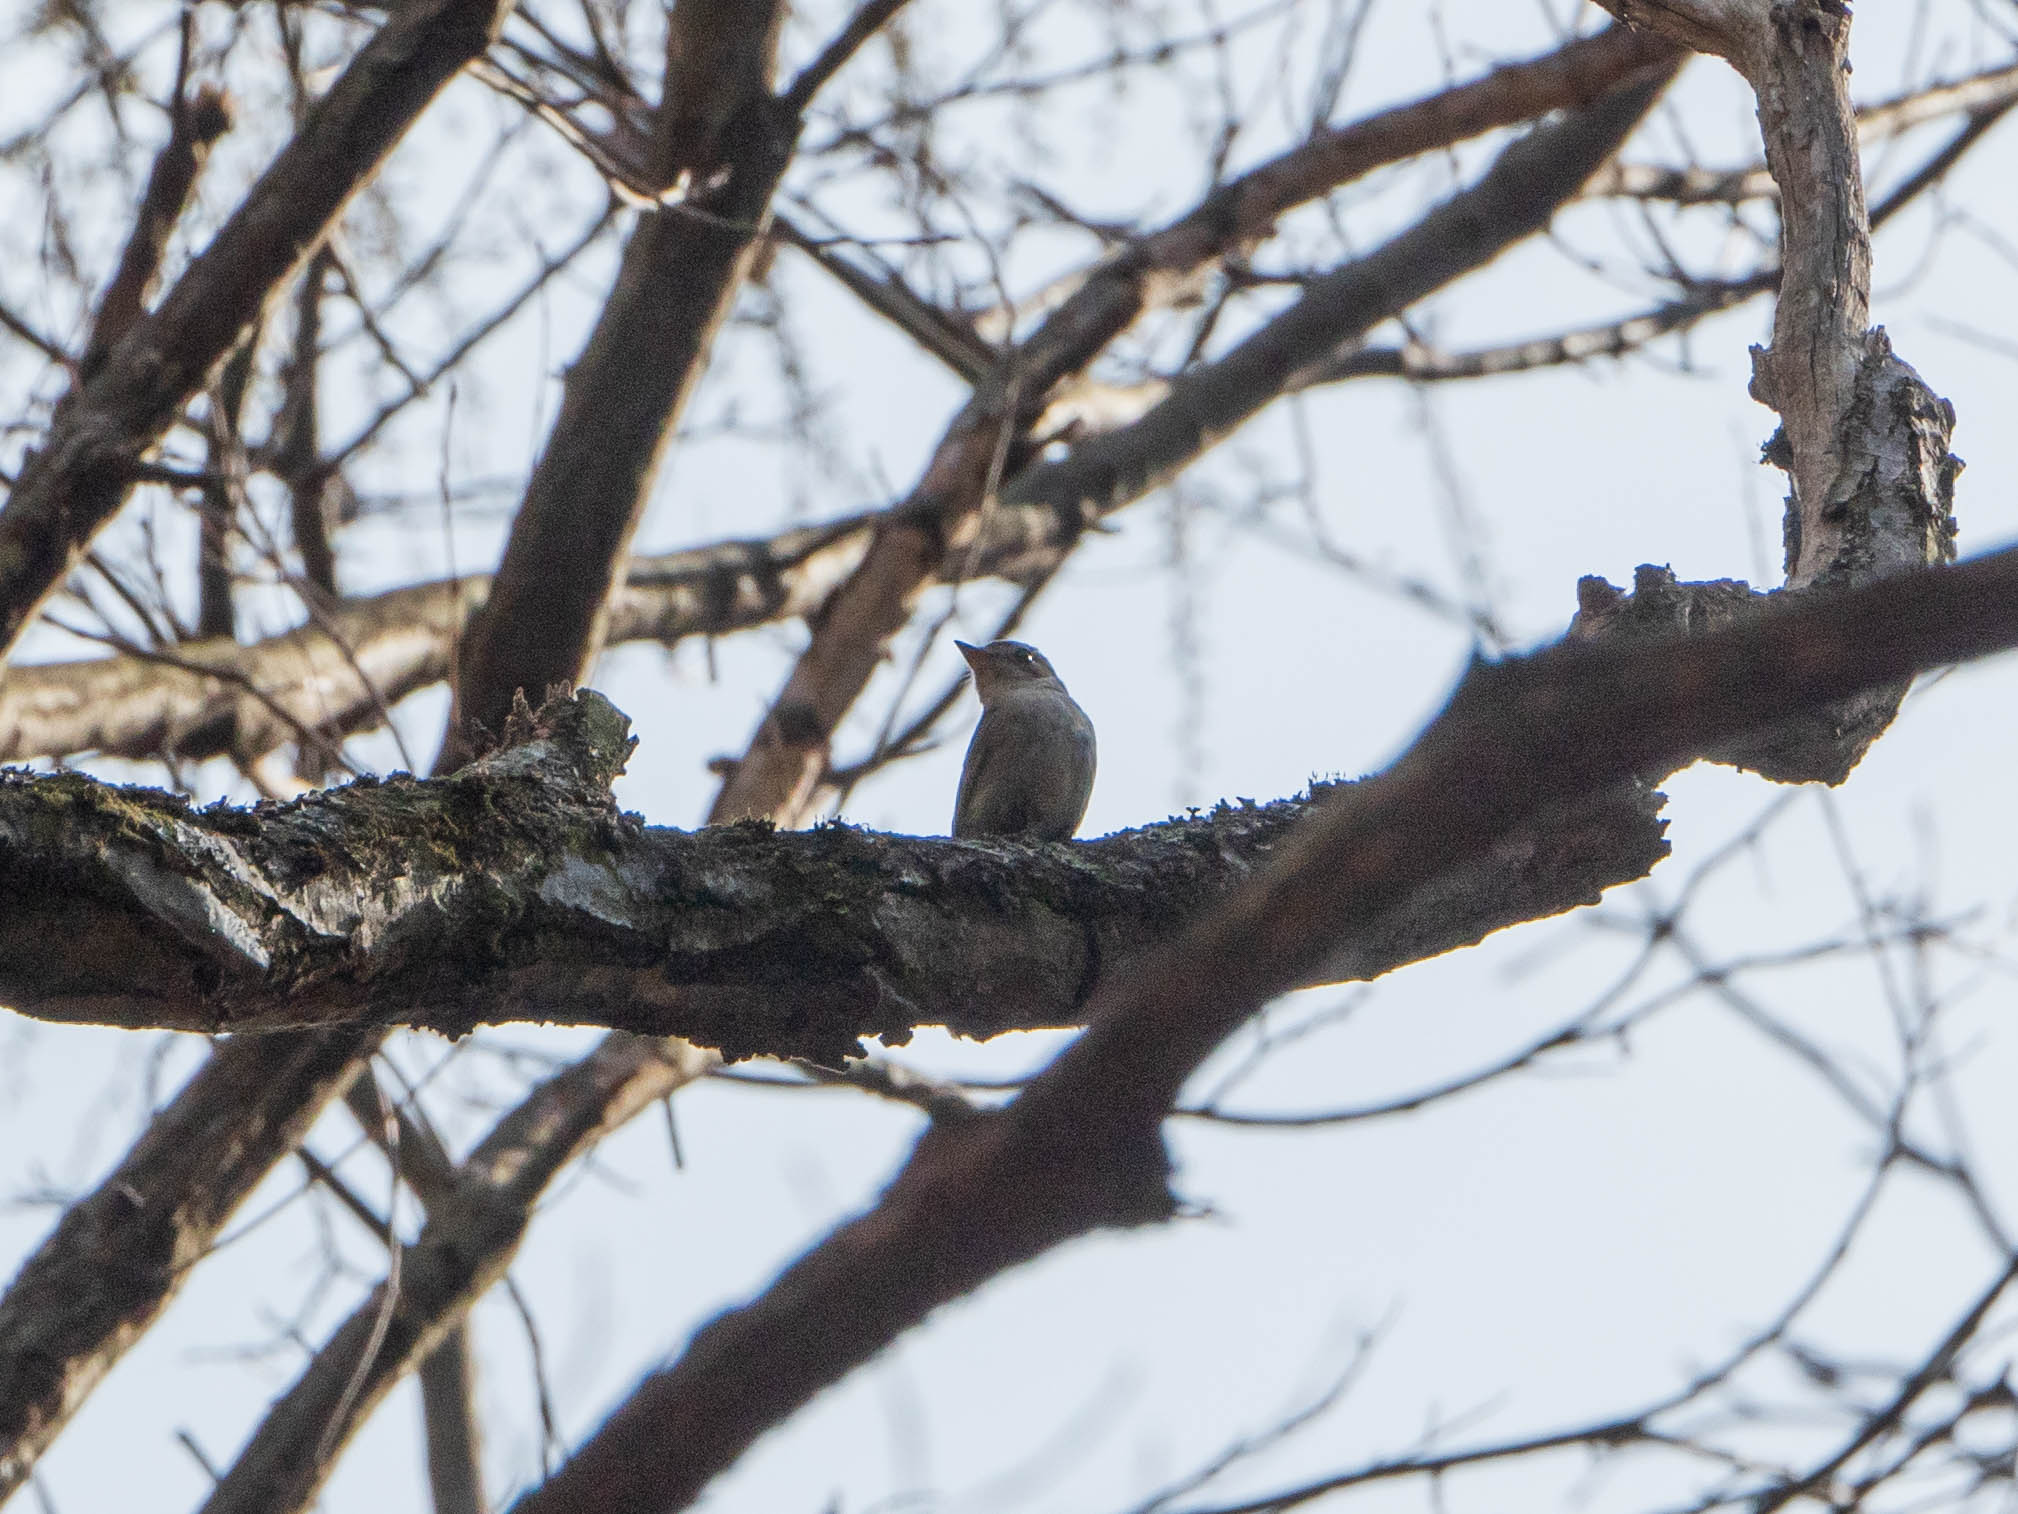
[{"x1": 5, "y1": 3, "x2": 2018, "y2": 1512}]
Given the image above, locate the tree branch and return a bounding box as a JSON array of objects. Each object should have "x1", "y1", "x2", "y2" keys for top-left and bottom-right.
[
  {"x1": 77, "y1": 81, "x2": 233, "y2": 386},
  {"x1": 1593, "y1": 0, "x2": 1961, "y2": 779},
  {"x1": 704, "y1": 30, "x2": 1686, "y2": 827},
  {"x1": 0, "y1": 689, "x2": 634, "y2": 1499},
  {"x1": 0, "y1": 30, "x2": 1695, "y2": 779},
  {"x1": 0, "y1": 1035, "x2": 369, "y2": 1503},
  {"x1": 13, "y1": 24, "x2": 1993, "y2": 783},
  {"x1": 10, "y1": 57, "x2": 1987, "y2": 781},
  {"x1": 439, "y1": 0, "x2": 791, "y2": 767},
  {"x1": 778, "y1": 0, "x2": 915, "y2": 116},
  {"x1": 0, "y1": 687, "x2": 1668, "y2": 1057},
  {"x1": 344, "y1": 1078, "x2": 484, "y2": 1514},
  {"x1": 501, "y1": 538, "x2": 2018, "y2": 1514},
  {"x1": 0, "y1": 0, "x2": 517, "y2": 662},
  {"x1": 195, "y1": 1034, "x2": 713, "y2": 1514},
  {"x1": 1580, "y1": 56, "x2": 2018, "y2": 203},
  {"x1": 989, "y1": 67, "x2": 1677, "y2": 531}
]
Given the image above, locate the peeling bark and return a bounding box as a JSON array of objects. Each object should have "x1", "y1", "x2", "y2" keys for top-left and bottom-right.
[{"x1": 1592, "y1": 1, "x2": 1964, "y2": 778}]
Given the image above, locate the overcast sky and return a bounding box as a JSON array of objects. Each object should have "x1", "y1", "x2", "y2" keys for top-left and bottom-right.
[{"x1": 6, "y1": 3, "x2": 2018, "y2": 1512}]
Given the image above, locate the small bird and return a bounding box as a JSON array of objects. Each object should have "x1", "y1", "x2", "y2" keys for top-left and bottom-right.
[{"x1": 952, "y1": 639, "x2": 1096, "y2": 841}]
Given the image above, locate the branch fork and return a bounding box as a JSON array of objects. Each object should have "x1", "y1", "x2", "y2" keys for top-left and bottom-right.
[{"x1": 1590, "y1": 0, "x2": 1960, "y2": 776}]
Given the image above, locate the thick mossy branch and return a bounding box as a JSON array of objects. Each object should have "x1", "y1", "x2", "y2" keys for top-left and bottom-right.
[{"x1": 0, "y1": 691, "x2": 1667, "y2": 1060}]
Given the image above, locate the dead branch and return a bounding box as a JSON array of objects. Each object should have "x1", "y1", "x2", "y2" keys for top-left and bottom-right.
[{"x1": 1592, "y1": 0, "x2": 1961, "y2": 779}]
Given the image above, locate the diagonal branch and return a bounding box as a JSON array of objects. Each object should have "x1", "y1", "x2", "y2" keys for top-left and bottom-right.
[
  {"x1": 0, "y1": 0, "x2": 518, "y2": 662},
  {"x1": 0, "y1": 689, "x2": 634, "y2": 1498},
  {"x1": 439, "y1": 0, "x2": 792, "y2": 768},
  {"x1": 344, "y1": 1077, "x2": 484, "y2": 1514},
  {"x1": 775, "y1": 211, "x2": 998, "y2": 383},
  {"x1": 0, "y1": 1034, "x2": 369, "y2": 1503},
  {"x1": 77, "y1": 80, "x2": 233, "y2": 386},
  {"x1": 14, "y1": 22, "x2": 1992, "y2": 781},
  {"x1": 704, "y1": 27, "x2": 1686, "y2": 827},
  {"x1": 1581, "y1": 56, "x2": 2018, "y2": 203},
  {"x1": 12, "y1": 59, "x2": 1991, "y2": 781},
  {"x1": 778, "y1": 0, "x2": 915, "y2": 115},
  {"x1": 988, "y1": 67, "x2": 1677, "y2": 534},
  {"x1": 502, "y1": 529, "x2": 2018, "y2": 1514},
  {"x1": 194, "y1": 1035, "x2": 713, "y2": 1514}
]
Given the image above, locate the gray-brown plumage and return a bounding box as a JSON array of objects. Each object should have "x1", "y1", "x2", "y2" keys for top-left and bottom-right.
[{"x1": 952, "y1": 639, "x2": 1096, "y2": 841}]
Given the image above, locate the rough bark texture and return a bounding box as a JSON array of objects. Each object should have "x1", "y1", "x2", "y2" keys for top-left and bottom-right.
[
  {"x1": 506, "y1": 545, "x2": 2018, "y2": 1514},
  {"x1": 0, "y1": 691, "x2": 1668, "y2": 1058},
  {"x1": 0, "y1": 16, "x2": 1990, "y2": 1512},
  {"x1": 0, "y1": 692, "x2": 634, "y2": 1500},
  {"x1": 1739, "y1": 3, "x2": 1872, "y2": 563},
  {"x1": 0, "y1": 0, "x2": 515, "y2": 661},
  {"x1": 1592, "y1": 0, "x2": 1963, "y2": 778}
]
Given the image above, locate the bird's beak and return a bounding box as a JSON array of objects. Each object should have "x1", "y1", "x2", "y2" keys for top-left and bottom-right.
[{"x1": 954, "y1": 641, "x2": 985, "y2": 670}]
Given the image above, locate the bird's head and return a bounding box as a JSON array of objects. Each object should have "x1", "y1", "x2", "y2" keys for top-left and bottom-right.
[{"x1": 955, "y1": 639, "x2": 1067, "y2": 700}]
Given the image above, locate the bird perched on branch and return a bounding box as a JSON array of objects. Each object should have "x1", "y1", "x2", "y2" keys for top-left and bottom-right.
[{"x1": 952, "y1": 639, "x2": 1096, "y2": 841}]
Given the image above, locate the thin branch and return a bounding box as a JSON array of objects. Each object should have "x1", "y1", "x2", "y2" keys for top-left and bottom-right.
[
  {"x1": 503, "y1": 530, "x2": 2018, "y2": 1514},
  {"x1": 194, "y1": 1034, "x2": 714, "y2": 1514},
  {"x1": 0, "y1": 1037, "x2": 369, "y2": 1502},
  {"x1": 0, "y1": 0, "x2": 518, "y2": 661},
  {"x1": 779, "y1": 0, "x2": 915, "y2": 116},
  {"x1": 705, "y1": 34, "x2": 1687, "y2": 826}
]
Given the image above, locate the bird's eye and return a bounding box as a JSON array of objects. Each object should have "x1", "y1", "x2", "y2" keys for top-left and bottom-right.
[{"x1": 1019, "y1": 650, "x2": 1035, "y2": 665}]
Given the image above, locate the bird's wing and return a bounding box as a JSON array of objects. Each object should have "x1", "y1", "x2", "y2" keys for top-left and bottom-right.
[
  {"x1": 952, "y1": 709, "x2": 1002, "y2": 837},
  {"x1": 1062, "y1": 705, "x2": 1097, "y2": 832}
]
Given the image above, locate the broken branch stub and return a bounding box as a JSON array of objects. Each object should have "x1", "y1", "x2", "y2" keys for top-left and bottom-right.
[{"x1": 1586, "y1": 0, "x2": 1962, "y2": 781}]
